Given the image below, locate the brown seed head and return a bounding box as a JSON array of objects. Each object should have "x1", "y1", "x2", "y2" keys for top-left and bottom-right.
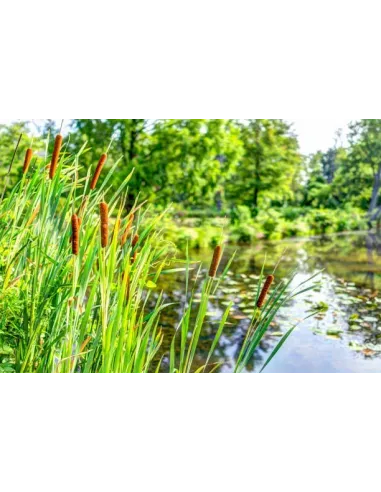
[
  {"x1": 100, "y1": 202, "x2": 109, "y2": 248},
  {"x1": 23, "y1": 148, "x2": 33, "y2": 174},
  {"x1": 256, "y1": 275, "x2": 275, "y2": 309},
  {"x1": 121, "y1": 214, "x2": 135, "y2": 246},
  {"x1": 49, "y1": 134, "x2": 63, "y2": 180},
  {"x1": 131, "y1": 251, "x2": 138, "y2": 264},
  {"x1": 71, "y1": 214, "x2": 79, "y2": 255},
  {"x1": 209, "y1": 245, "x2": 223, "y2": 278},
  {"x1": 90, "y1": 153, "x2": 107, "y2": 190},
  {"x1": 132, "y1": 233, "x2": 139, "y2": 249},
  {"x1": 70, "y1": 217, "x2": 82, "y2": 244}
]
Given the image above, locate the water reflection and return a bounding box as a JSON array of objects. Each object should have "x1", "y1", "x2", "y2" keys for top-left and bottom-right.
[{"x1": 156, "y1": 232, "x2": 381, "y2": 373}]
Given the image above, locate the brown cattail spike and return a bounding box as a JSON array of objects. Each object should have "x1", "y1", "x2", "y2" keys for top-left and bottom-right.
[
  {"x1": 23, "y1": 148, "x2": 33, "y2": 174},
  {"x1": 71, "y1": 214, "x2": 79, "y2": 255},
  {"x1": 132, "y1": 233, "x2": 139, "y2": 249},
  {"x1": 257, "y1": 275, "x2": 275, "y2": 309},
  {"x1": 100, "y1": 202, "x2": 109, "y2": 248},
  {"x1": 49, "y1": 134, "x2": 63, "y2": 179},
  {"x1": 121, "y1": 214, "x2": 135, "y2": 246},
  {"x1": 209, "y1": 245, "x2": 223, "y2": 278},
  {"x1": 70, "y1": 217, "x2": 82, "y2": 243},
  {"x1": 90, "y1": 153, "x2": 107, "y2": 190}
]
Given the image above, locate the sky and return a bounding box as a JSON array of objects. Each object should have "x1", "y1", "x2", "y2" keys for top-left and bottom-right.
[
  {"x1": 291, "y1": 119, "x2": 351, "y2": 155},
  {"x1": 0, "y1": 119, "x2": 352, "y2": 156}
]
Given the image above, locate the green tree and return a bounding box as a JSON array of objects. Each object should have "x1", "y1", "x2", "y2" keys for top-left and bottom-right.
[
  {"x1": 227, "y1": 119, "x2": 302, "y2": 213},
  {"x1": 346, "y1": 120, "x2": 381, "y2": 219}
]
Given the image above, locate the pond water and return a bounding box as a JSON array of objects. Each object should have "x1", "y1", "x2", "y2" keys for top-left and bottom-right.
[{"x1": 157, "y1": 232, "x2": 381, "y2": 373}]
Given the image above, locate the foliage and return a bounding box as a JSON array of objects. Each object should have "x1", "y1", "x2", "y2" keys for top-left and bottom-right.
[{"x1": 2, "y1": 118, "x2": 381, "y2": 247}]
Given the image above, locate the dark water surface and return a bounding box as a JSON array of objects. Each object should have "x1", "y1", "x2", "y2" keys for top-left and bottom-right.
[{"x1": 157, "y1": 232, "x2": 381, "y2": 373}]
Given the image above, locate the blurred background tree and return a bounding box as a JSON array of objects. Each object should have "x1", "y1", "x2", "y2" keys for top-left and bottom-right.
[{"x1": 2, "y1": 118, "x2": 381, "y2": 242}]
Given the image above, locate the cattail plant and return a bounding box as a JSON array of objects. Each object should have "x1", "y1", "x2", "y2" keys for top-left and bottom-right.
[
  {"x1": 132, "y1": 233, "x2": 139, "y2": 249},
  {"x1": 121, "y1": 214, "x2": 135, "y2": 246},
  {"x1": 90, "y1": 153, "x2": 107, "y2": 190},
  {"x1": 49, "y1": 134, "x2": 63, "y2": 179},
  {"x1": 209, "y1": 245, "x2": 223, "y2": 278},
  {"x1": 71, "y1": 214, "x2": 80, "y2": 255},
  {"x1": 100, "y1": 202, "x2": 109, "y2": 248},
  {"x1": 257, "y1": 275, "x2": 275, "y2": 309},
  {"x1": 22, "y1": 148, "x2": 33, "y2": 174}
]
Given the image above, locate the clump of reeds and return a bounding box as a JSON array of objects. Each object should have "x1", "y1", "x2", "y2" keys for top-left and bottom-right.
[
  {"x1": 100, "y1": 202, "x2": 109, "y2": 248},
  {"x1": 49, "y1": 134, "x2": 63, "y2": 179},
  {"x1": 121, "y1": 214, "x2": 134, "y2": 246},
  {"x1": 23, "y1": 148, "x2": 33, "y2": 174},
  {"x1": 71, "y1": 214, "x2": 80, "y2": 255},
  {"x1": 209, "y1": 245, "x2": 223, "y2": 277},
  {"x1": 90, "y1": 153, "x2": 107, "y2": 190},
  {"x1": 256, "y1": 275, "x2": 275, "y2": 308}
]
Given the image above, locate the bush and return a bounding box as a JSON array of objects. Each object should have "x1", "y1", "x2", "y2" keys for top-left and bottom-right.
[
  {"x1": 230, "y1": 205, "x2": 253, "y2": 225},
  {"x1": 280, "y1": 206, "x2": 306, "y2": 222},
  {"x1": 306, "y1": 209, "x2": 336, "y2": 235},
  {"x1": 231, "y1": 223, "x2": 257, "y2": 244}
]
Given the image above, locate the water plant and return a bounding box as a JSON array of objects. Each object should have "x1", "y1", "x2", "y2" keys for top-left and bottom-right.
[{"x1": 0, "y1": 134, "x2": 316, "y2": 373}]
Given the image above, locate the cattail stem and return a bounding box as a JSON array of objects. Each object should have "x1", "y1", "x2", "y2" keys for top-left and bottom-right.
[
  {"x1": 257, "y1": 275, "x2": 275, "y2": 309},
  {"x1": 71, "y1": 215, "x2": 79, "y2": 255},
  {"x1": 23, "y1": 148, "x2": 33, "y2": 174},
  {"x1": 90, "y1": 153, "x2": 107, "y2": 190},
  {"x1": 49, "y1": 134, "x2": 63, "y2": 179},
  {"x1": 209, "y1": 245, "x2": 223, "y2": 278},
  {"x1": 100, "y1": 202, "x2": 109, "y2": 248}
]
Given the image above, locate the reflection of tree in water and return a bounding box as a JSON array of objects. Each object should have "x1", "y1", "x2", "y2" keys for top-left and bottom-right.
[{"x1": 365, "y1": 233, "x2": 381, "y2": 290}]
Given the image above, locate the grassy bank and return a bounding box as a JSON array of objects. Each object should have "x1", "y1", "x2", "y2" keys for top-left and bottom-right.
[{"x1": 160, "y1": 205, "x2": 368, "y2": 250}]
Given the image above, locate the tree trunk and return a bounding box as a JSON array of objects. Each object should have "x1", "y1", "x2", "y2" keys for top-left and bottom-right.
[
  {"x1": 368, "y1": 164, "x2": 381, "y2": 216},
  {"x1": 253, "y1": 185, "x2": 259, "y2": 208},
  {"x1": 253, "y1": 127, "x2": 261, "y2": 209}
]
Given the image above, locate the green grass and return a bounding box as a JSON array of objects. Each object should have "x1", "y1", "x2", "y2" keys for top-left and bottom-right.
[{"x1": 0, "y1": 136, "x2": 317, "y2": 373}]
